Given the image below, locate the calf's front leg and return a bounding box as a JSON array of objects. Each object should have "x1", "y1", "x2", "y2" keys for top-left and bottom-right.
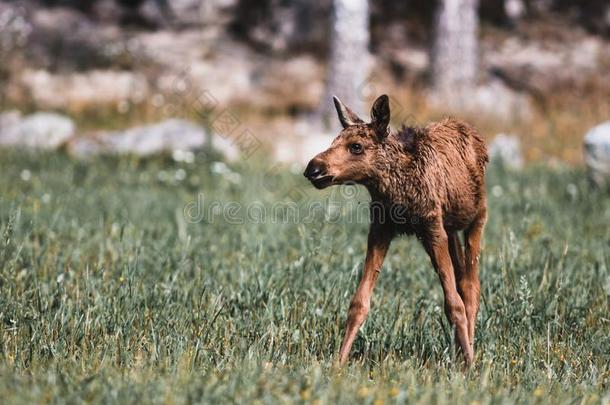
[{"x1": 337, "y1": 227, "x2": 391, "y2": 366}]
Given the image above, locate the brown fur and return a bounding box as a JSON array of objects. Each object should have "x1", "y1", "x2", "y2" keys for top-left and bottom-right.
[{"x1": 304, "y1": 95, "x2": 488, "y2": 366}]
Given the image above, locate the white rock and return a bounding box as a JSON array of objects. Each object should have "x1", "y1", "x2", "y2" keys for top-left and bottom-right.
[
  {"x1": 19, "y1": 69, "x2": 149, "y2": 110},
  {"x1": 426, "y1": 78, "x2": 533, "y2": 121},
  {"x1": 274, "y1": 133, "x2": 333, "y2": 166},
  {"x1": 0, "y1": 112, "x2": 75, "y2": 150},
  {"x1": 211, "y1": 135, "x2": 240, "y2": 162},
  {"x1": 471, "y1": 80, "x2": 533, "y2": 121},
  {"x1": 270, "y1": 117, "x2": 335, "y2": 165},
  {"x1": 147, "y1": 32, "x2": 322, "y2": 110},
  {"x1": 67, "y1": 119, "x2": 240, "y2": 161},
  {"x1": 489, "y1": 133, "x2": 524, "y2": 169},
  {"x1": 584, "y1": 121, "x2": 610, "y2": 188},
  {"x1": 101, "y1": 119, "x2": 205, "y2": 156},
  {"x1": 484, "y1": 36, "x2": 606, "y2": 94},
  {"x1": 0, "y1": 110, "x2": 22, "y2": 130},
  {"x1": 66, "y1": 135, "x2": 105, "y2": 158}
]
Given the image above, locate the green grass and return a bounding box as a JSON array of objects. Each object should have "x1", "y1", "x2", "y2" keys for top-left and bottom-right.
[{"x1": 0, "y1": 150, "x2": 608, "y2": 404}]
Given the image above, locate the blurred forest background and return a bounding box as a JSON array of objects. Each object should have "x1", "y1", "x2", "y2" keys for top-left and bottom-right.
[{"x1": 0, "y1": 0, "x2": 609, "y2": 164}]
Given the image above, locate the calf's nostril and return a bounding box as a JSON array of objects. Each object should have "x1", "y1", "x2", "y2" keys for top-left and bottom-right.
[{"x1": 304, "y1": 161, "x2": 326, "y2": 179}]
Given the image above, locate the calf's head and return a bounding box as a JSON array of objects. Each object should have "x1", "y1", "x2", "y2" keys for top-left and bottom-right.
[{"x1": 304, "y1": 95, "x2": 390, "y2": 189}]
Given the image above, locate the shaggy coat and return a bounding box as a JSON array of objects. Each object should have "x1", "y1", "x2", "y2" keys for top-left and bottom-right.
[
  {"x1": 304, "y1": 95, "x2": 488, "y2": 365},
  {"x1": 368, "y1": 119, "x2": 487, "y2": 235}
]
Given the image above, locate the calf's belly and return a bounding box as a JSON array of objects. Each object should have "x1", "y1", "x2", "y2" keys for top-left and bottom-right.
[{"x1": 443, "y1": 204, "x2": 478, "y2": 231}]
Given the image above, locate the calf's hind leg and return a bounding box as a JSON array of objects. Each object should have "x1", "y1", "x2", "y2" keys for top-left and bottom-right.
[
  {"x1": 448, "y1": 232, "x2": 465, "y2": 281},
  {"x1": 423, "y1": 222, "x2": 473, "y2": 364},
  {"x1": 460, "y1": 205, "x2": 487, "y2": 348},
  {"x1": 448, "y1": 232, "x2": 467, "y2": 351}
]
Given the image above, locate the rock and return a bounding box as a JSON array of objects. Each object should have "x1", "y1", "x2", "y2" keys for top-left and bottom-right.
[
  {"x1": 32, "y1": 6, "x2": 89, "y2": 33},
  {"x1": 210, "y1": 135, "x2": 241, "y2": 162},
  {"x1": 471, "y1": 80, "x2": 533, "y2": 121},
  {"x1": 147, "y1": 32, "x2": 256, "y2": 107},
  {"x1": 18, "y1": 69, "x2": 149, "y2": 110},
  {"x1": 0, "y1": 112, "x2": 75, "y2": 150},
  {"x1": 258, "y1": 55, "x2": 324, "y2": 110},
  {"x1": 489, "y1": 133, "x2": 524, "y2": 169},
  {"x1": 426, "y1": 78, "x2": 533, "y2": 121},
  {"x1": 147, "y1": 32, "x2": 323, "y2": 110},
  {"x1": 101, "y1": 119, "x2": 206, "y2": 156},
  {"x1": 67, "y1": 119, "x2": 240, "y2": 161},
  {"x1": 0, "y1": 110, "x2": 22, "y2": 130},
  {"x1": 25, "y1": 5, "x2": 125, "y2": 72},
  {"x1": 66, "y1": 134, "x2": 106, "y2": 159},
  {"x1": 485, "y1": 36, "x2": 608, "y2": 95},
  {"x1": 584, "y1": 121, "x2": 610, "y2": 188},
  {"x1": 274, "y1": 119, "x2": 334, "y2": 165}
]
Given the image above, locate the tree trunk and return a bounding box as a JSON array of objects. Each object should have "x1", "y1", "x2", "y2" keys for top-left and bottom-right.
[
  {"x1": 319, "y1": 0, "x2": 371, "y2": 130},
  {"x1": 431, "y1": 0, "x2": 479, "y2": 110}
]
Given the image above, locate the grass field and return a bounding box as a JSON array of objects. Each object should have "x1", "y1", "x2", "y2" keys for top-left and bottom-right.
[{"x1": 0, "y1": 150, "x2": 608, "y2": 404}]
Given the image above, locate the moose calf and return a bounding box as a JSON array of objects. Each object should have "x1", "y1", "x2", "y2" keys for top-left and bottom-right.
[{"x1": 304, "y1": 95, "x2": 488, "y2": 365}]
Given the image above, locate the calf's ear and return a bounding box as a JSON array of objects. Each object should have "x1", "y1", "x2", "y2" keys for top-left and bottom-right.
[
  {"x1": 333, "y1": 96, "x2": 364, "y2": 128},
  {"x1": 370, "y1": 94, "x2": 390, "y2": 139}
]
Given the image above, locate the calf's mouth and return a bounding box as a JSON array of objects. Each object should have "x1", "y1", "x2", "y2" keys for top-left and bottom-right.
[{"x1": 309, "y1": 175, "x2": 334, "y2": 189}]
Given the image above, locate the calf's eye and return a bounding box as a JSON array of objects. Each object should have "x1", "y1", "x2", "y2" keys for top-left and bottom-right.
[{"x1": 348, "y1": 143, "x2": 363, "y2": 155}]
